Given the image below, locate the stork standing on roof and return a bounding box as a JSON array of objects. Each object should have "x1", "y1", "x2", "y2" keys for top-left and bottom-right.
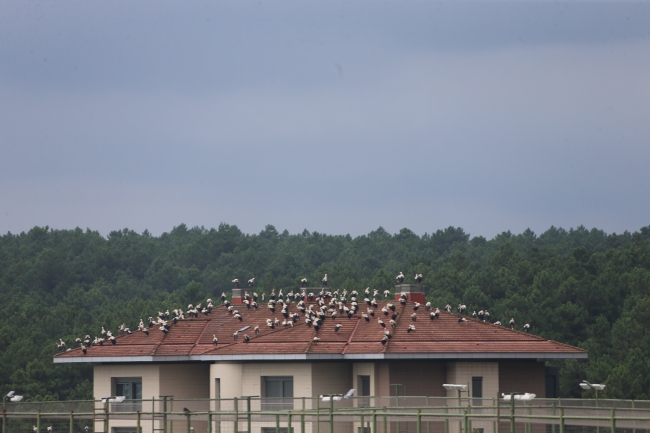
[
  {"x1": 232, "y1": 278, "x2": 240, "y2": 288},
  {"x1": 322, "y1": 274, "x2": 328, "y2": 287},
  {"x1": 509, "y1": 318, "x2": 515, "y2": 329},
  {"x1": 415, "y1": 273, "x2": 423, "y2": 283},
  {"x1": 248, "y1": 278, "x2": 255, "y2": 287},
  {"x1": 396, "y1": 272, "x2": 405, "y2": 284}
]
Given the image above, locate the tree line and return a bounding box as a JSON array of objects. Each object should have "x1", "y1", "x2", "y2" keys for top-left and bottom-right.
[{"x1": 1, "y1": 223, "x2": 649, "y2": 400}]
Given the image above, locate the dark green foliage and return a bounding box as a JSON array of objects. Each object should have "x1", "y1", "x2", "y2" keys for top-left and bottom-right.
[{"x1": 1, "y1": 224, "x2": 649, "y2": 400}]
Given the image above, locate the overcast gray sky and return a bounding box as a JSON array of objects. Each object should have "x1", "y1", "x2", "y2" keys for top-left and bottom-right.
[{"x1": 1, "y1": 1, "x2": 649, "y2": 239}]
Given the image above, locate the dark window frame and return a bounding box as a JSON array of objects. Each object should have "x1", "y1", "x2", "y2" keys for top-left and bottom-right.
[
  {"x1": 262, "y1": 376, "x2": 294, "y2": 410},
  {"x1": 112, "y1": 377, "x2": 143, "y2": 412}
]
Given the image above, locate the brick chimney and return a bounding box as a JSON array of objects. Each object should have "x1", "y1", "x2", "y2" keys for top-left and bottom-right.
[
  {"x1": 232, "y1": 287, "x2": 243, "y2": 304},
  {"x1": 394, "y1": 284, "x2": 427, "y2": 304}
]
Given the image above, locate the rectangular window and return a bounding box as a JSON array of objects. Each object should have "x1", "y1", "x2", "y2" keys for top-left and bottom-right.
[
  {"x1": 113, "y1": 429, "x2": 138, "y2": 433},
  {"x1": 472, "y1": 377, "x2": 483, "y2": 406},
  {"x1": 358, "y1": 375, "x2": 371, "y2": 407},
  {"x1": 113, "y1": 377, "x2": 142, "y2": 412},
  {"x1": 262, "y1": 376, "x2": 293, "y2": 410}
]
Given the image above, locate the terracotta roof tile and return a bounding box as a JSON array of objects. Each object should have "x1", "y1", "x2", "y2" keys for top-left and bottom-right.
[{"x1": 54, "y1": 301, "x2": 586, "y2": 360}]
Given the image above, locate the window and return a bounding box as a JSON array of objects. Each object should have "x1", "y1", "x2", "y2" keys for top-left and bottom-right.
[
  {"x1": 262, "y1": 376, "x2": 293, "y2": 410},
  {"x1": 545, "y1": 367, "x2": 559, "y2": 398},
  {"x1": 261, "y1": 429, "x2": 293, "y2": 433},
  {"x1": 113, "y1": 377, "x2": 142, "y2": 412},
  {"x1": 358, "y1": 375, "x2": 370, "y2": 407},
  {"x1": 113, "y1": 428, "x2": 139, "y2": 433},
  {"x1": 472, "y1": 377, "x2": 483, "y2": 406}
]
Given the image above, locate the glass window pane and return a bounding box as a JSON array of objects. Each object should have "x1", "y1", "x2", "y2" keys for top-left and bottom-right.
[
  {"x1": 361, "y1": 376, "x2": 370, "y2": 396},
  {"x1": 472, "y1": 377, "x2": 482, "y2": 398},
  {"x1": 116, "y1": 382, "x2": 131, "y2": 399},
  {"x1": 282, "y1": 379, "x2": 293, "y2": 398},
  {"x1": 265, "y1": 379, "x2": 282, "y2": 398},
  {"x1": 133, "y1": 382, "x2": 142, "y2": 400}
]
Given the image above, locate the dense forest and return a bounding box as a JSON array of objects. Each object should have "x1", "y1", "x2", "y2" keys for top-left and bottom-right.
[{"x1": 1, "y1": 223, "x2": 650, "y2": 401}]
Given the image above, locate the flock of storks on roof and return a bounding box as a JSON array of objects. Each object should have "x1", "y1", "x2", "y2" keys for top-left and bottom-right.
[{"x1": 57, "y1": 272, "x2": 530, "y2": 353}]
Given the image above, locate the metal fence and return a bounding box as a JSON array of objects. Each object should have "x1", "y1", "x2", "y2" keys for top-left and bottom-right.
[{"x1": 4, "y1": 396, "x2": 650, "y2": 433}]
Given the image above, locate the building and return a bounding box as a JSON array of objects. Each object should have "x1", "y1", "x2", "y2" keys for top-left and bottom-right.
[{"x1": 54, "y1": 285, "x2": 586, "y2": 433}]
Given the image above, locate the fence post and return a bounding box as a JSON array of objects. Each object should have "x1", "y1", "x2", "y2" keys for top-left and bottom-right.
[
  {"x1": 301, "y1": 411, "x2": 305, "y2": 433},
  {"x1": 207, "y1": 412, "x2": 212, "y2": 433},
  {"x1": 611, "y1": 408, "x2": 616, "y2": 433},
  {"x1": 316, "y1": 400, "x2": 320, "y2": 433},
  {"x1": 247, "y1": 396, "x2": 252, "y2": 433},
  {"x1": 137, "y1": 411, "x2": 142, "y2": 433},
  {"x1": 163, "y1": 396, "x2": 168, "y2": 433},
  {"x1": 445, "y1": 406, "x2": 449, "y2": 433},
  {"x1": 510, "y1": 397, "x2": 515, "y2": 433},
  {"x1": 551, "y1": 403, "x2": 556, "y2": 433},
  {"x1": 417, "y1": 409, "x2": 422, "y2": 433},
  {"x1": 463, "y1": 409, "x2": 469, "y2": 432},
  {"x1": 329, "y1": 396, "x2": 334, "y2": 433},
  {"x1": 170, "y1": 398, "x2": 174, "y2": 433},
  {"x1": 276, "y1": 413, "x2": 280, "y2": 433},
  {"x1": 373, "y1": 409, "x2": 377, "y2": 433},
  {"x1": 186, "y1": 412, "x2": 191, "y2": 433},
  {"x1": 37, "y1": 410, "x2": 41, "y2": 433},
  {"x1": 70, "y1": 411, "x2": 74, "y2": 433},
  {"x1": 152, "y1": 397, "x2": 155, "y2": 433},
  {"x1": 361, "y1": 414, "x2": 365, "y2": 433},
  {"x1": 492, "y1": 398, "x2": 496, "y2": 433},
  {"x1": 383, "y1": 406, "x2": 388, "y2": 433},
  {"x1": 632, "y1": 400, "x2": 636, "y2": 433},
  {"x1": 234, "y1": 397, "x2": 239, "y2": 433},
  {"x1": 104, "y1": 400, "x2": 109, "y2": 433},
  {"x1": 288, "y1": 411, "x2": 292, "y2": 433},
  {"x1": 559, "y1": 408, "x2": 564, "y2": 433},
  {"x1": 496, "y1": 395, "x2": 500, "y2": 433}
]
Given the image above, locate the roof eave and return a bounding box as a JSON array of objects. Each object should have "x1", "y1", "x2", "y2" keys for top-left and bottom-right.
[{"x1": 53, "y1": 351, "x2": 587, "y2": 364}]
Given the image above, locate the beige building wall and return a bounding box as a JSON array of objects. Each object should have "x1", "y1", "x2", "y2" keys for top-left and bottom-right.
[
  {"x1": 159, "y1": 364, "x2": 210, "y2": 433},
  {"x1": 352, "y1": 363, "x2": 376, "y2": 433},
  {"x1": 212, "y1": 362, "x2": 316, "y2": 433},
  {"x1": 94, "y1": 364, "x2": 210, "y2": 433},
  {"x1": 352, "y1": 362, "x2": 375, "y2": 398},
  {"x1": 312, "y1": 362, "x2": 352, "y2": 398},
  {"x1": 94, "y1": 364, "x2": 161, "y2": 433},
  {"x1": 446, "y1": 361, "x2": 500, "y2": 433}
]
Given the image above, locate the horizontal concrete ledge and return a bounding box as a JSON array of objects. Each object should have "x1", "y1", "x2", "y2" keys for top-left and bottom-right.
[{"x1": 53, "y1": 351, "x2": 586, "y2": 364}]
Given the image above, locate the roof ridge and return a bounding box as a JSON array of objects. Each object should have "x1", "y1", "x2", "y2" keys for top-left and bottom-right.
[
  {"x1": 547, "y1": 339, "x2": 587, "y2": 352},
  {"x1": 193, "y1": 319, "x2": 213, "y2": 349},
  {"x1": 383, "y1": 302, "x2": 405, "y2": 352},
  {"x1": 151, "y1": 320, "x2": 175, "y2": 355},
  {"x1": 439, "y1": 310, "x2": 548, "y2": 342},
  {"x1": 341, "y1": 317, "x2": 361, "y2": 354}
]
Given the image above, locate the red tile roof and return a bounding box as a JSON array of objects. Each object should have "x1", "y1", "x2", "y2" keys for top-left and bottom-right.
[{"x1": 54, "y1": 301, "x2": 586, "y2": 361}]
